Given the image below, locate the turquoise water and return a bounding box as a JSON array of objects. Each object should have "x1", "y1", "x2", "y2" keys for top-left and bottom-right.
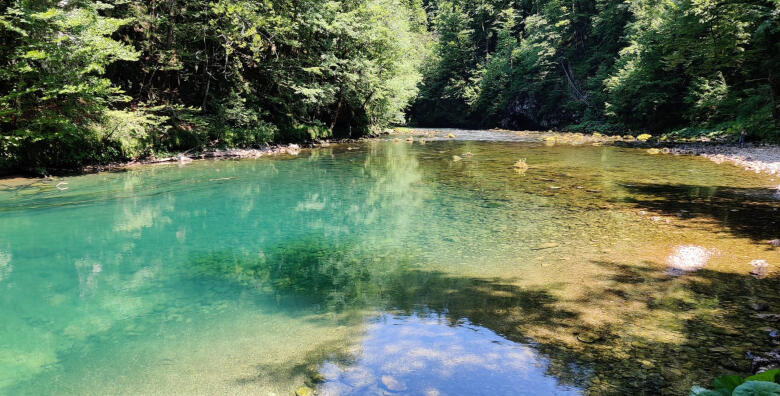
[{"x1": 1, "y1": 133, "x2": 778, "y2": 395}]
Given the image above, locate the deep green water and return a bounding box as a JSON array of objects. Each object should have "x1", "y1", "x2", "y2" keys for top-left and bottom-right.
[{"x1": 1, "y1": 131, "x2": 778, "y2": 395}]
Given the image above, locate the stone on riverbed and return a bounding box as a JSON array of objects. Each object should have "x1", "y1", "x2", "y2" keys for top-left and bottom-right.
[
  {"x1": 750, "y1": 259, "x2": 770, "y2": 278},
  {"x1": 665, "y1": 245, "x2": 716, "y2": 275},
  {"x1": 295, "y1": 385, "x2": 314, "y2": 396},
  {"x1": 576, "y1": 331, "x2": 602, "y2": 343},
  {"x1": 533, "y1": 242, "x2": 559, "y2": 250}
]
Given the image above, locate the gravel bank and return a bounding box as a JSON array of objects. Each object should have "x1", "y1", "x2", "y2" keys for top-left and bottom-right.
[{"x1": 667, "y1": 144, "x2": 780, "y2": 175}]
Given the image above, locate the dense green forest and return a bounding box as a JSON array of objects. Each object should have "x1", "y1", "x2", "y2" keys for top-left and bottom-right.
[
  {"x1": 1, "y1": 0, "x2": 778, "y2": 171},
  {"x1": 409, "y1": 0, "x2": 780, "y2": 139},
  {"x1": 0, "y1": 0, "x2": 428, "y2": 170}
]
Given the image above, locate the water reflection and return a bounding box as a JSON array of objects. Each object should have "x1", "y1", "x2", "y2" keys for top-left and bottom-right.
[{"x1": 318, "y1": 313, "x2": 582, "y2": 395}]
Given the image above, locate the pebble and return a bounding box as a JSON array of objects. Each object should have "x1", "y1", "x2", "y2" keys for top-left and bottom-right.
[
  {"x1": 295, "y1": 386, "x2": 314, "y2": 396},
  {"x1": 750, "y1": 259, "x2": 770, "y2": 278},
  {"x1": 576, "y1": 332, "x2": 602, "y2": 343}
]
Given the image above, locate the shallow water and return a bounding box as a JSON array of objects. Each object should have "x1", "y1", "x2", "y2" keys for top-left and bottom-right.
[{"x1": 1, "y1": 130, "x2": 778, "y2": 395}]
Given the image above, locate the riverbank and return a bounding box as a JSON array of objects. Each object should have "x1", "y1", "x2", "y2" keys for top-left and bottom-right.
[
  {"x1": 2, "y1": 129, "x2": 778, "y2": 179},
  {"x1": 391, "y1": 128, "x2": 780, "y2": 176},
  {"x1": 665, "y1": 144, "x2": 780, "y2": 175},
  {"x1": 82, "y1": 144, "x2": 309, "y2": 173}
]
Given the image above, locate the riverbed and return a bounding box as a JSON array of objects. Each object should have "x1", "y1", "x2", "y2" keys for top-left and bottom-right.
[{"x1": 1, "y1": 130, "x2": 778, "y2": 395}]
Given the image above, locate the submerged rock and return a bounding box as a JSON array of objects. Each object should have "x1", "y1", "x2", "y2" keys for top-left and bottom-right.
[
  {"x1": 310, "y1": 372, "x2": 327, "y2": 384},
  {"x1": 747, "y1": 349, "x2": 780, "y2": 373},
  {"x1": 665, "y1": 245, "x2": 716, "y2": 275},
  {"x1": 576, "y1": 331, "x2": 602, "y2": 343},
  {"x1": 513, "y1": 159, "x2": 529, "y2": 172},
  {"x1": 295, "y1": 385, "x2": 314, "y2": 396},
  {"x1": 452, "y1": 155, "x2": 462, "y2": 162},
  {"x1": 750, "y1": 259, "x2": 770, "y2": 278}
]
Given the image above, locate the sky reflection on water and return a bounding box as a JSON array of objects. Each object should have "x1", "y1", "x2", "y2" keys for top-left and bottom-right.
[{"x1": 318, "y1": 312, "x2": 583, "y2": 395}]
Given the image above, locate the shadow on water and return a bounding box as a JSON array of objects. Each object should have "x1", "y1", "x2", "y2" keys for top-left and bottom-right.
[
  {"x1": 192, "y1": 234, "x2": 780, "y2": 395},
  {"x1": 618, "y1": 183, "x2": 780, "y2": 242}
]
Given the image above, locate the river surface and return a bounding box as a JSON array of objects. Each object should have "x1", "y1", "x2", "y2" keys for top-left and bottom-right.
[{"x1": 1, "y1": 130, "x2": 778, "y2": 395}]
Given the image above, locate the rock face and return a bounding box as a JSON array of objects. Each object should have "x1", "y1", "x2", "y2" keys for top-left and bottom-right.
[{"x1": 665, "y1": 245, "x2": 716, "y2": 275}]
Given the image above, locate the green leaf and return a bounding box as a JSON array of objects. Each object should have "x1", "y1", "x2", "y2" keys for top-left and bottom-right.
[
  {"x1": 732, "y1": 381, "x2": 780, "y2": 396},
  {"x1": 745, "y1": 370, "x2": 780, "y2": 384},
  {"x1": 713, "y1": 375, "x2": 746, "y2": 394}
]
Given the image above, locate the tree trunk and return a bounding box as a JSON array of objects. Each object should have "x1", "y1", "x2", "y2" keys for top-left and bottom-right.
[{"x1": 330, "y1": 93, "x2": 343, "y2": 133}]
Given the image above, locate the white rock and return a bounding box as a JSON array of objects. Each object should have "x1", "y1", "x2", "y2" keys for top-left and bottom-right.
[
  {"x1": 750, "y1": 259, "x2": 769, "y2": 278},
  {"x1": 666, "y1": 245, "x2": 715, "y2": 275}
]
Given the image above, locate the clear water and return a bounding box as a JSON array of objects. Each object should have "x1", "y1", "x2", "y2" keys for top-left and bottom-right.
[{"x1": 1, "y1": 131, "x2": 778, "y2": 395}]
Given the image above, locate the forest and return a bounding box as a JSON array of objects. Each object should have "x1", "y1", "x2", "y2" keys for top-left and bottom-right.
[{"x1": 1, "y1": 0, "x2": 778, "y2": 170}]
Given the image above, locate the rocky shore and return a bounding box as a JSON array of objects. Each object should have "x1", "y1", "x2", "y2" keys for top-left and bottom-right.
[
  {"x1": 393, "y1": 128, "x2": 780, "y2": 176},
  {"x1": 665, "y1": 144, "x2": 780, "y2": 175},
  {"x1": 81, "y1": 143, "x2": 316, "y2": 173}
]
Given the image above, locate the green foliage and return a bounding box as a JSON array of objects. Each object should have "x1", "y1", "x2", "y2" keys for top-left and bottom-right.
[
  {"x1": 690, "y1": 369, "x2": 780, "y2": 396},
  {"x1": 409, "y1": 0, "x2": 778, "y2": 139},
  {"x1": 1, "y1": 0, "x2": 429, "y2": 171},
  {"x1": 0, "y1": 0, "x2": 139, "y2": 171}
]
